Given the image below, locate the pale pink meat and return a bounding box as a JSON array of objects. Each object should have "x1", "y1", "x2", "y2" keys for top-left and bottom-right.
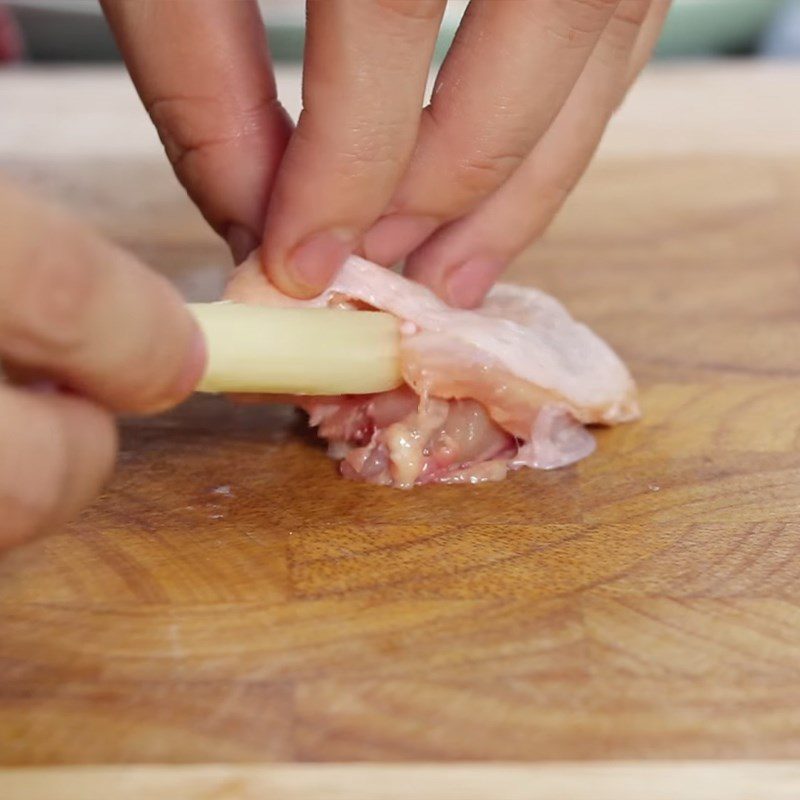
[{"x1": 224, "y1": 254, "x2": 639, "y2": 488}]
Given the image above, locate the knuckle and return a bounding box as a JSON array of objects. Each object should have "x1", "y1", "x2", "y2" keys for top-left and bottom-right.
[
  {"x1": 375, "y1": 0, "x2": 444, "y2": 22},
  {"x1": 147, "y1": 92, "x2": 286, "y2": 172},
  {"x1": 297, "y1": 109, "x2": 410, "y2": 177},
  {"x1": 613, "y1": 0, "x2": 651, "y2": 28},
  {"x1": 341, "y1": 130, "x2": 402, "y2": 171},
  {"x1": 456, "y1": 149, "x2": 526, "y2": 197},
  {"x1": 560, "y1": 0, "x2": 621, "y2": 13},
  {"x1": 546, "y1": 0, "x2": 620, "y2": 47},
  {"x1": 422, "y1": 106, "x2": 526, "y2": 203},
  {"x1": 0, "y1": 222, "x2": 97, "y2": 361},
  {"x1": 594, "y1": 1, "x2": 650, "y2": 67}
]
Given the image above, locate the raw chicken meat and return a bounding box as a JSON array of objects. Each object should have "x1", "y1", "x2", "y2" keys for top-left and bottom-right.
[{"x1": 225, "y1": 254, "x2": 639, "y2": 488}]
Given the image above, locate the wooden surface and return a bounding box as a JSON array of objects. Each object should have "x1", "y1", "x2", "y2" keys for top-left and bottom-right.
[
  {"x1": 1, "y1": 64, "x2": 800, "y2": 768},
  {"x1": 5, "y1": 763, "x2": 800, "y2": 800}
]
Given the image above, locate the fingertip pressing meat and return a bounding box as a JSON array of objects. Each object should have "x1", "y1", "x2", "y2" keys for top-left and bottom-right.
[{"x1": 224, "y1": 254, "x2": 639, "y2": 488}]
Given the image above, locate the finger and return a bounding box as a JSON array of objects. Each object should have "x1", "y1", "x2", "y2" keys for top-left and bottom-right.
[
  {"x1": 405, "y1": 0, "x2": 659, "y2": 307},
  {"x1": 0, "y1": 179, "x2": 204, "y2": 412},
  {"x1": 262, "y1": 0, "x2": 446, "y2": 297},
  {"x1": 362, "y1": 0, "x2": 622, "y2": 266},
  {"x1": 0, "y1": 386, "x2": 116, "y2": 552},
  {"x1": 0, "y1": 360, "x2": 52, "y2": 389},
  {"x1": 627, "y1": 0, "x2": 672, "y2": 84},
  {"x1": 101, "y1": 0, "x2": 293, "y2": 262}
]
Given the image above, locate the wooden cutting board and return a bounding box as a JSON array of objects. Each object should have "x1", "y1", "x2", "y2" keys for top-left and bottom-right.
[{"x1": 1, "y1": 66, "x2": 800, "y2": 775}]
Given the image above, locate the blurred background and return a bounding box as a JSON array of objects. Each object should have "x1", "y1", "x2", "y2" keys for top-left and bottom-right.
[{"x1": 2, "y1": 0, "x2": 800, "y2": 64}]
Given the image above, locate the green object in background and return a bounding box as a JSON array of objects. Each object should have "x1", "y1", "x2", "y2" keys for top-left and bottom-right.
[
  {"x1": 7, "y1": 0, "x2": 794, "y2": 63},
  {"x1": 435, "y1": 0, "x2": 788, "y2": 62},
  {"x1": 265, "y1": 23, "x2": 306, "y2": 63},
  {"x1": 655, "y1": 0, "x2": 786, "y2": 57}
]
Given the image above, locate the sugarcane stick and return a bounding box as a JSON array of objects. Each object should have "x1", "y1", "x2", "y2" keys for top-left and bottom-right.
[{"x1": 188, "y1": 302, "x2": 403, "y2": 396}]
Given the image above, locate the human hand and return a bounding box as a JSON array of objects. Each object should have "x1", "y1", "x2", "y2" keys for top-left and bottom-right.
[
  {"x1": 102, "y1": 0, "x2": 670, "y2": 307},
  {"x1": 0, "y1": 178, "x2": 205, "y2": 551}
]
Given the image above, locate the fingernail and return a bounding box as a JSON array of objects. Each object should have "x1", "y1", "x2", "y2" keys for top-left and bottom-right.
[
  {"x1": 445, "y1": 258, "x2": 504, "y2": 309},
  {"x1": 226, "y1": 225, "x2": 260, "y2": 265},
  {"x1": 362, "y1": 214, "x2": 439, "y2": 265},
  {"x1": 174, "y1": 324, "x2": 208, "y2": 401},
  {"x1": 286, "y1": 230, "x2": 353, "y2": 296}
]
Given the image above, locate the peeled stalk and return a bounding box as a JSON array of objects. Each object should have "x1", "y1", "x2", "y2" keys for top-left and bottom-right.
[{"x1": 188, "y1": 302, "x2": 402, "y2": 396}]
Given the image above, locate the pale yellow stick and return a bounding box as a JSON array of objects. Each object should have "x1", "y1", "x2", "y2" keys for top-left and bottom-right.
[{"x1": 188, "y1": 303, "x2": 403, "y2": 396}]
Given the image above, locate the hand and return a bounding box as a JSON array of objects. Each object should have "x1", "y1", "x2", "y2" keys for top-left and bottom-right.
[
  {"x1": 102, "y1": 0, "x2": 670, "y2": 307},
  {"x1": 0, "y1": 178, "x2": 204, "y2": 551}
]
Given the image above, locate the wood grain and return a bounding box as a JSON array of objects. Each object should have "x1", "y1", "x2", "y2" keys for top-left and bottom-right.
[
  {"x1": 1, "y1": 67, "x2": 800, "y2": 766},
  {"x1": 4, "y1": 763, "x2": 800, "y2": 800}
]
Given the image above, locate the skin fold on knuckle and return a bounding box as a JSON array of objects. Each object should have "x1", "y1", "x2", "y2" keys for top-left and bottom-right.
[
  {"x1": 397, "y1": 110, "x2": 527, "y2": 218},
  {"x1": 374, "y1": 0, "x2": 444, "y2": 23},
  {"x1": 460, "y1": 147, "x2": 528, "y2": 192},
  {"x1": 545, "y1": 0, "x2": 621, "y2": 48},
  {"x1": 422, "y1": 147, "x2": 527, "y2": 217},
  {"x1": 613, "y1": 0, "x2": 652, "y2": 29},
  {"x1": 147, "y1": 92, "x2": 287, "y2": 186},
  {"x1": 596, "y1": 0, "x2": 651, "y2": 63}
]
